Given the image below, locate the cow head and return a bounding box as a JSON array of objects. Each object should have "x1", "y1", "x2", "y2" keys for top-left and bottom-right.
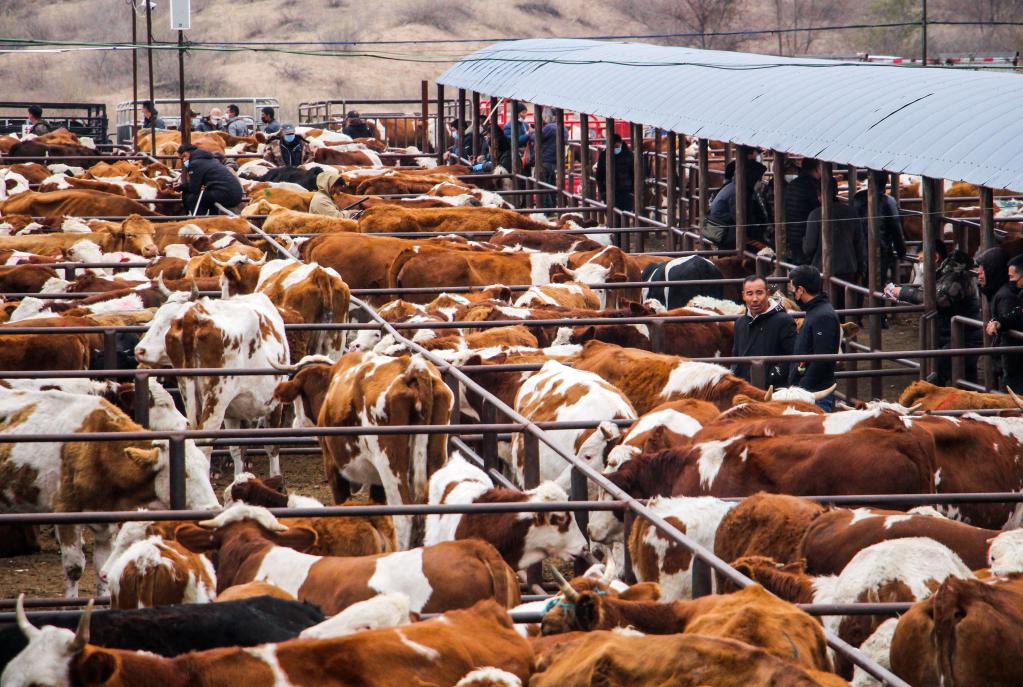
[
  {"x1": 133, "y1": 292, "x2": 194, "y2": 367},
  {"x1": 271, "y1": 358, "x2": 335, "y2": 427},
  {"x1": 573, "y1": 420, "x2": 623, "y2": 475},
  {"x1": 149, "y1": 439, "x2": 219, "y2": 511},
  {"x1": 4, "y1": 595, "x2": 93, "y2": 687},
  {"x1": 113, "y1": 215, "x2": 159, "y2": 258},
  {"x1": 540, "y1": 566, "x2": 661, "y2": 635},
  {"x1": 519, "y1": 482, "x2": 589, "y2": 568},
  {"x1": 988, "y1": 529, "x2": 1023, "y2": 576}
]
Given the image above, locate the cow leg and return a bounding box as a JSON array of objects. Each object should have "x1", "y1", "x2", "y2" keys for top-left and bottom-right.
[
  {"x1": 324, "y1": 450, "x2": 352, "y2": 504},
  {"x1": 221, "y1": 418, "x2": 248, "y2": 476},
  {"x1": 55, "y1": 524, "x2": 85, "y2": 598},
  {"x1": 90, "y1": 523, "x2": 117, "y2": 596},
  {"x1": 265, "y1": 444, "x2": 281, "y2": 478}
]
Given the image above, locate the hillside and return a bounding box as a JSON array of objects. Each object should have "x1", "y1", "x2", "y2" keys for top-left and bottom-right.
[{"x1": 0, "y1": 0, "x2": 1018, "y2": 123}]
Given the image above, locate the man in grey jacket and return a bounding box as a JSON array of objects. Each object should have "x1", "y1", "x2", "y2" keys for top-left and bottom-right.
[
  {"x1": 802, "y1": 178, "x2": 866, "y2": 312},
  {"x1": 224, "y1": 105, "x2": 248, "y2": 137}
]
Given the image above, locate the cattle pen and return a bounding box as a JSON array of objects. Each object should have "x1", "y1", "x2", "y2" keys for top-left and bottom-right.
[{"x1": 2, "y1": 36, "x2": 1023, "y2": 687}]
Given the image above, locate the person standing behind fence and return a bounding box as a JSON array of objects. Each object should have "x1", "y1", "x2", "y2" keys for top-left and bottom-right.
[
  {"x1": 703, "y1": 155, "x2": 768, "y2": 251},
  {"x1": 503, "y1": 102, "x2": 529, "y2": 152},
  {"x1": 224, "y1": 105, "x2": 248, "y2": 137},
  {"x1": 595, "y1": 133, "x2": 634, "y2": 215},
  {"x1": 784, "y1": 158, "x2": 820, "y2": 265},
  {"x1": 802, "y1": 178, "x2": 866, "y2": 312},
  {"x1": 731, "y1": 274, "x2": 797, "y2": 389},
  {"x1": 787, "y1": 265, "x2": 840, "y2": 411},
  {"x1": 26, "y1": 105, "x2": 51, "y2": 136},
  {"x1": 854, "y1": 179, "x2": 906, "y2": 287},
  {"x1": 886, "y1": 241, "x2": 981, "y2": 386},
  {"x1": 141, "y1": 101, "x2": 166, "y2": 130},
  {"x1": 524, "y1": 108, "x2": 563, "y2": 186},
  {"x1": 983, "y1": 250, "x2": 1023, "y2": 391},
  {"x1": 261, "y1": 107, "x2": 281, "y2": 134},
  {"x1": 263, "y1": 124, "x2": 313, "y2": 167},
  {"x1": 342, "y1": 111, "x2": 375, "y2": 140}
]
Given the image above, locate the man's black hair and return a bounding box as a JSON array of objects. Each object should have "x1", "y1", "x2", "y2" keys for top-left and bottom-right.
[
  {"x1": 1009, "y1": 254, "x2": 1023, "y2": 272},
  {"x1": 142, "y1": 100, "x2": 156, "y2": 112},
  {"x1": 610, "y1": 133, "x2": 623, "y2": 145},
  {"x1": 27, "y1": 105, "x2": 42, "y2": 118},
  {"x1": 261, "y1": 106, "x2": 275, "y2": 118},
  {"x1": 742, "y1": 274, "x2": 767, "y2": 289},
  {"x1": 177, "y1": 144, "x2": 198, "y2": 154},
  {"x1": 800, "y1": 157, "x2": 819, "y2": 173},
  {"x1": 227, "y1": 104, "x2": 240, "y2": 116},
  {"x1": 789, "y1": 265, "x2": 823, "y2": 295}
]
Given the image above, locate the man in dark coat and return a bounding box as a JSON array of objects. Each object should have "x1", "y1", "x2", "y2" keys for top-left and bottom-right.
[
  {"x1": 703, "y1": 157, "x2": 768, "y2": 251},
  {"x1": 594, "y1": 133, "x2": 634, "y2": 213},
  {"x1": 979, "y1": 247, "x2": 1023, "y2": 390},
  {"x1": 177, "y1": 145, "x2": 244, "y2": 216},
  {"x1": 342, "y1": 111, "x2": 375, "y2": 140},
  {"x1": 802, "y1": 178, "x2": 867, "y2": 312},
  {"x1": 787, "y1": 265, "x2": 840, "y2": 410},
  {"x1": 783, "y1": 158, "x2": 820, "y2": 265},
  {"x1": 853, "y1": 182, "x2": 906, "y2": 286},
  {"x1": 263, "y1": 123, "x2": 314, "y2": 168},
  {"x1": 731, "y1": 275, "x2": 797, "y2": 388}
]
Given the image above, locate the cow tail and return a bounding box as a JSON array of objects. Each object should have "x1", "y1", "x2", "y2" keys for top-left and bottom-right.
[
  {"x1": 478, "y1": 542, "x2": 520, "y2": 608},
  {"x1": 385, "y1": 248, "x2": 422, "y2": 291},
  {"x1": 931, "y1": 580, "x2": 963, "y2": 687}
]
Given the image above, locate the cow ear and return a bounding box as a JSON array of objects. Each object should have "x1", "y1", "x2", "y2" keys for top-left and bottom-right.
[
  {"x1": 532, "y1": 511, "x2": 550, "y2": 526},
  {"x1": 264, "y1": 475, "x2": 286, "y2": 493},
  {"x1": 606, "y1": 270, "x2": 628, "y2": 283},
  {"x1": 574, "y1": 326, "x2": 597, "y2": 342},
  {"x1": 626, "y1": 300, "x2": 646, "y2": 315},
  {"x1": 76, "y1": 649, "x2": 118, "y2": 684},
  {"x1": 619, "y1": 582, "x2": 661, "y2": 602},
  {"x1": 125, "y1": 447, "x2": 160, "y2": 472},
  {"x1": 174, "y1": 524, "x2": 220, "y2": 553},
  {"x1": 272, "y1": 525, "x2": 318, "y2": 553},
  {"x1": 549, "y1": 264, "x2": 572, "y2": 284},
  {"x1": 574, "y1": 591, "x2": 603, "y2": 631}
]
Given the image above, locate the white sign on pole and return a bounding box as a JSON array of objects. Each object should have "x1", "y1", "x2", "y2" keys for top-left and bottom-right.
[{"x1": 170, "y1": 0, "x2": 191, "y2": 30}]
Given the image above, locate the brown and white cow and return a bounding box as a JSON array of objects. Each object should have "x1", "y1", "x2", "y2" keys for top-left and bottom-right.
[
  {"x1": 100, "y1": 530, "x2": 217, "y2": 609},
  {"x1": 316, "y1": 351, "x2": 453, "y2": 548},
  {"x1": 0, "y1": 214, "x2": 160, "y2": 258},
  {"x1": 4, "y1": 598, "x2": 532, "y2": 687},
  {"x1": 898, "y1": 379, "x2": 1020, "y2": 411},
  {"x1": 424, "y1": 454, "x2": 588, "y2": 571},
  {"x1": 0, "y1": 387, "x2": 218, "y2": 596},
  {"x1": 357, "y1": 205, "x2": 550, "y2": 234},
  {"x1": 175, "y1": 504, "x2": 521, "y2": 614}
]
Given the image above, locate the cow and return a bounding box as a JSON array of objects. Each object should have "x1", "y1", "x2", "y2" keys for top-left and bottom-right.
[
  {"x1": 0, "y1": 323, "x2": 95, "y2": 370},
  {"x1": 890, "y1": 574, "x2": 1023, "y2": 687},
  {"x1": 225, "y1": 472, "x2": 397, "y2": 557},
  {"x1": 6, "y1": 140, "x2": 108, "y2": 165},
  {"x1": 0, "y1": 264, "x2": 59, "y2": 292},
  {"x1": 511, "y1": 360, "x2": 637, "y2": 486},
  {"x1": 513, "y1": 282, "x2": 601, "y2": 310},
  {"x1": 260, "y1": 205, "x2": 360, "y2": 234},
  {"x1": 316, "y1": 351, "x2": 453, "y2": 548},
  {"x1": 0, "y1": 595, "x2": 326, "y2": 675},
  {"x1": 174, "y1": 504, "x2": 521, "y2": 614},
  {"x1": 539, "y1": 579, "x2": 834, "y2": 675},
  {"x1": 642, "y1": 254, "x2": 725, "y2": 309},
  {"x1": 898, "y1": 379, "x2": 1020, "y2": 410},
  {"x1": 313, "y1": 146, "x2": 382, "y2": 167},
  {"x1": 424, "y1": 454, "x2": 588, "y2": 571},
  {"x1": 331, "y1": 189, "x2": 461, "y2": 210},
  {"x1": 572, "y1": 340, "x2": 829, "y2": 413},
  {"x1": 489, "y1": 228, "x2": 604, "y2": 253},
  {"x1": 0, "y1": 387, "x2": 218, "y2": 596},
  {"x1": 134, "y1": 291, "x2": 290, "y2": 476},
  {"x1": 0, "y1": 189, "x2": 158, "y2": 218},
  {"x1": 357, "y1": 205, "x2": 553, "y2": 234},
  {"x1": 100, "y1": 533, "x2": 217, "y2": 609},
  {"x1": 588, "y1": 496, "x2": 736, "y2": 600},
  {"x1": 732, "y1": 537, "x2": 975, "y2": 678},
  {"x1": 0, "y1": 214, "x2": 160, "y2": 258}
]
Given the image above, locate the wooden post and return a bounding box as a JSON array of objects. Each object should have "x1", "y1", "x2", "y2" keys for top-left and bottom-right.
[
  {"x1": 435, "y1": 82, "x2": 445, "y2": 164},
  {"x1": 509, "y1": 100, "x2": 520, "y2": 193},
  {"x1": 631, "y1": 122, "x2": 643, "y2": 252},
  {"x1": 177, "y1": 32, "x2": 189, "y2": 148},
  {"x1": 554, "y1": 108, "x2": 566, "y2": 208},
  {"x1": 772, "y1": 151, "x2": 787, "y2": 276},
  {"x1": 145, "y1": 0, "x2": 156, "y2": 155},
  {"x1": 921, "y1": 177, "x2": 942, "y2": 379},
  {"x1": 698, "y1": 139, "x2": 710, "y2": 239},
  {"x1": 981, "y1": 186, "x2": 995, "y2": 251},
  {"x1": 820, "y1": 162, "x2": 834, "y2": 301},
  {"x1": 131, "y1": 2, "x2": 139, "y2": 151},
  {"x1": 867, "y1": 170, "x2": 884, "y2": 399},
  {"x1": 579, "y1": 113, "x2": 591, "y2": 204},
  {"x1": 420, "y1": 80, "x2": 430, "y2": 152},
  {"x1": 605, "y1": 117, "x2": 617, "y2": 240},
  {"x1": 456, "y1": 88, "x2": 466, "y2": 163},
  {"x1": 734, "y1": 145, "x2": 749, "y2": 257},
  {"x1": 533, "y1": 104, "x2": 543, "y2": 202},
  {"x1": 654, "y1": 129, "x2": 663, "y2": 225},
  {"x1": 471, "y1": 91, "x2": 481, "y2": 162},
  {"x1": 666, "y1": 131, "x2": 678, "y2": 251},
  {"x1": 488, "y1": 96, "x2": 498, "y2": 169}
]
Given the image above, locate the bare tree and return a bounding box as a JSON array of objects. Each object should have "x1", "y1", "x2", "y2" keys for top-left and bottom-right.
[
  {"x1": 631, "y1": 0, "x2": 749, "y2": 50},
  {"x1": 772, "y1": 0, "x2": 832, "y2": 55}
]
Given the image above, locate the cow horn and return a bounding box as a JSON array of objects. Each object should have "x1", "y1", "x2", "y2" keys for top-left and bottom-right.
[
  {"x1": 763, "y1": 385, "x2": 773, "y2": 401},
  {"x1": 253, "y1": 254, "x2": 267, "y2": 265},
  {"x1": 835, "y1": 401, "x2": 854, "y2": 410},
  {"x1": 154, "y1": 273, "x2": 172, "y2": 297},
  {"x1": 550, "y1": 565, "x2": 579, "y2": 602},
  {"x1": 601, "y1": 557, "x2": 617, "y2": 584},
  {"x1": 15, "y1": 594, "x2": 39, "y2": 640},
  {"x1": 813, "y1": 384, "x2": 837, "y2": 401},
  {"x1": 69, "y1": 599, "x2": 93, "y2": 652},
  {"x1": 210, "y1": 256, "x2": 232, "y2": 267},
  {"x1": 905, "y1": 403, "x2": 924, "y2": 414},
  {"x1": 1008, "y1": 386, "x2": 1023, "y2": 410},
  {"x1": 267, "y1": 358, "x2": 298, "y2": 373}
]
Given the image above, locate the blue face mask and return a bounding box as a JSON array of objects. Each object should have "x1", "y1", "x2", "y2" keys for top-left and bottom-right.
[
  {"x1": 614, "y1": 146, "x2": 622, "y2": 155},
  {"x1": 284, "y1": 134, "x2": 295, "y2": 143},
  {"x1": 183, "y1": 159, "x2": 189, "y2": 168}
]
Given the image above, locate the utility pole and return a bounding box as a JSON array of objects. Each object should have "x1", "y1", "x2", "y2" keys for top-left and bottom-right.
[{"x1": 921, "y1": 0, "x2": 928, "y2": 65}]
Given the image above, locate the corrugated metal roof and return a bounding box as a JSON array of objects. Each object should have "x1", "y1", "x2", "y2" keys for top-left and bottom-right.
[{"x1": 438, "y1": 39, "x2": 1023, "y2": 191}]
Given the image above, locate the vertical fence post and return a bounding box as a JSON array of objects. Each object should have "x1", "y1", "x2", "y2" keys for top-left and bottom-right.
[
  {"x1": 951, "y1": 318, "x2": 965, "y2": 385},
  {"x1": 750, "y1": 360, "x2": 768, "y2": 390},
  {"x1": 481, "y1": 401, "x2": 498, "y2": 474},
  {"x1": 649, "y1": 319, "x2": 665, "y2": 354},
  {"x1": 420, "y1": 80, "x2": 430, "y2": 152},
  {"x1": 103, "y1": 330, "x2": 118, "y2": 370},
  {"x1": 570, "y1": 466, "x2": 590, "y2": 576},
  {"x1": 697, "y1": 139, "x2": 709, "y2": 249},
  {"x1": 604, "y1": 118, "x2": 617, "y2": 241},
  {"x1": 921, "y1": 177, "x2": 942, "y2": 379},
  {"x1": 533, "y1": 103, "x2": 543, "y2": 203},
  {"x1": 554, "y1": 108, "x2": 566, "y2": 208},
  {"x1": 579, "y1": 113, "x2": 591, "y2": 205},
  {"x1": 523, "y1": 433, "x2": 540, "y2": 490},
  {"x1": 691, "y1": 557, "x2": 713, "y2": 597},
  {"x1": 734, "y1": 145, "x2": 749, "y2": 257},
  {"x1": 435, "y1": 83, "x2": 445, "y2": 165},
  {"x1": 488, "y1": 96, "x2": 499, "y2": 173},
  {"x1": 470, "y1": 91, "x2": 481, "y2": 163},
  {"x1": 169, "y1": 435, "x2": 186, "y2": 510},
  {"x1": 666, "y1": 131, "x2": 678, "y2": 251},
  {"x1": 456, "y1": 88, "x2": 466, "y2": 163},
  {"x1": 820, "y1": 162, "x2": 835, "y2": 302},
  {"x1": 630, "y1": 122, "x2": 643, "y2": 253},
  {"x1": 509, "y1": 100, "x2": 521, "y2": 195},
  {"x1": 867, "y1": 170, "x2": 884, "y2": 400},
  {"x1": 981, "y1": 186, "x2": 995, "y2": 389},
  {"x1": 133, "y1": 372, "x2": 150, "y2": 428},
  {"x1": 772, "y1": 150, "x2": 787, "y2": 276}
]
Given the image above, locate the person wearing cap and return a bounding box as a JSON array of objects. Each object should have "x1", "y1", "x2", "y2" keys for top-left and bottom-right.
[
  {"x1": 26, "y1": 105, "x2": 52, "y2": 136},
  {"x1": 342, "y1": 111, "x2": 375, "y2": 140},
  {"x1": 263, "y1": 123, "x2": 314, "y2": 168},
  {"x1": 177, "y1": 144, "x2": 244, "y2": 216},
  {"x1": 308, "y1": 169, "x2": 345, "y2": 217},
  {"x1": 503, "y1": 103, "x2": 529, "y2": 148},
  {"x1": 261, "y1": 107, "x2": 281, "y2": 135}
]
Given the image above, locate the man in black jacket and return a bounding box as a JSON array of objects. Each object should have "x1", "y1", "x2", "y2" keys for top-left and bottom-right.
[
  {"x1": 787, "y1": 265, "x2": 840, "y2": 410},
  {"x1": 853, "y1": 181, "x2": 906, "y2": 286},
  {"x1": 783, "y1": 158, "x2": 820, "y2": 265},
  {"x1": 731, "y1": 275, "x2": 797, "y2": 388},
  {"x1": 594, "y1": 133, "x2": 633, "y2": 213},
  {"x1": 979, "y1": 247, "x2": 1023, "y2": 391},
  {"x1": 704, "y1": 158, "x2": 769, "y2": 251},
  {"x1": 177, "y1": 145, "x2": 244, "y2": 216},
  {"x1": 802, "y1": 178, "x2": 867, "y2": 312}
]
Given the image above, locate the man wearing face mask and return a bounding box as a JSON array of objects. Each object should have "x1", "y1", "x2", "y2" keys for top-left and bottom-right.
[
  {"x1": 787, "y1": 265, "x2": 840, "y2": 411},
  {"x1": 594, "y1": 133, "x2": 634, "y2": 214},
  {"x1": 982, "y1": 250, "x2": 1023, "y2": 391},
  {"x1": 263, "y1": 123, "x2": 314, "y2": 167},
  {"x1": 177, "y1": 144, "x2": 244, "y2": 216}
]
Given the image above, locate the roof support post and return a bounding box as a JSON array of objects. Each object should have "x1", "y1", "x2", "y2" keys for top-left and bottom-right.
[
  {"x1": 666, "y1": 131, "x2": 678, "y2": 251},
  {"x1": 697, "y1": 139, "x2": 709, "y2": 250},
  {"x1": 554, "y1": 108, "x2": 566, "y2": 208},
  {"x1": 867, "y1": 169, "x2": 885, "y2": 400},
  {"x1": 471, "y1": 91, "x2": 481, "y2": 162},
  {"x1": 579, "y1": 113, "x2": 591, "y2": 207},
  {"x1": 509, "y1": 100, "x2": 521, "y2": 195},
  {"x1": 456, "y1": 88, "x2": 466, "y2": 162},
  {"x1": 435, "y1": 82, "x2": 445, "y2": 165},
  {"x1": 533, "y1": 103, "x2": 544, "y2": 203},
  {"x1": 420, "y1": 80, "x2": 430, "y2": 153},
  {"x1": 488, "y1": 96, "x2": 499, "y2": 172},
  {"x1": 820, "y1": 161, "x2": 834, "y2": 301},
  {"x1": 772, "y1": 150, "x2": 787, "y2": 276},
  {"x1": 631, "y1": 122, "x2": 644, "y2": 252},
  {"x1": 735, "y1": 145, "x2": 749, "y2": 257},
  {"x1": 981, "y1": 186, "x2": 995, "y2": 251},
  {"x1": 921, "y1": 176, "x2": 942, "y2": 380},
  {"x1": 605, "y1": 117, "x2": 617, "y2": 243}
]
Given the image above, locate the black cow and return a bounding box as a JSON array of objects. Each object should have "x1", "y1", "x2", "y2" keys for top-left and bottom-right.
[
  {"x1": 642, "y1": 255, "x2": 724, "y2": 310},
  {"x1": 0, "y1": 595, "x2": 325, "y2": 670},
  {"x1": 255, "y1": 166, "x2": 323, "y2": 191}
]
